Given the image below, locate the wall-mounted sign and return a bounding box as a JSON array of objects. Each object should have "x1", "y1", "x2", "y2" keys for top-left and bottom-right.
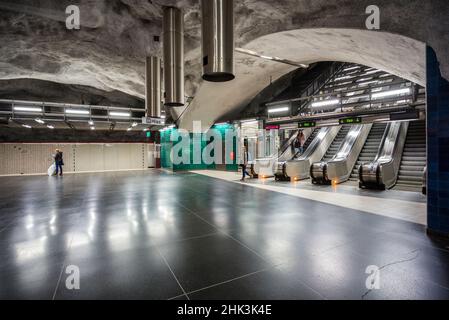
[
  {"x1": 142, "y1": 117, "x2": 165, "y2": 126},
  {"x1": 390, "y1": 110, "x2": 419, "y2": 121},
  {"x1": 339, "y1": 117, "x2": 362, "y2": 125},
  {"x1": 265, "y1": 125, "x2": 280, "y2": 130},
  {"x1": 298, "y1": 121, "x2": 316, "y2": 128}
]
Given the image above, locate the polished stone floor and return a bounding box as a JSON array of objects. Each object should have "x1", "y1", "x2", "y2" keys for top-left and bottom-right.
[{"x1": 0, "y1": 170, "x2": 448, "y2": 300}]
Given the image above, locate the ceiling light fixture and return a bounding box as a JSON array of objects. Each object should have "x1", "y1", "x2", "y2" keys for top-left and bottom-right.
[
  {"x1": 110, "y1": 111, "x2": 131, "y2": 118},
  {"x1": 14, "y1": 106, "x2": 42, "y2": 113},
  {"x1": 235, "y1": 48, "x2": 309, "y2": 68},
  {"x1": 268, "y1": 107, "x2": 289, "y2": 114},
  {"x1": 47, "y1": 125, "x2": 55, "y2": 129},
  {"x1": 35, "y1": 118, "x2": 45, "y2": 124},
  {"x1": 371, "y1": 88, "x2": 411, "y2": 99},
  {"x1": 311, "y1": 99, "x2": 341, "y2": 108},
  {"x1": 66, "y1": 109, "x2": 90, "y2": 115},
  {"x1": 22, "y1": 124, "x2": 32, "y2": 129}
]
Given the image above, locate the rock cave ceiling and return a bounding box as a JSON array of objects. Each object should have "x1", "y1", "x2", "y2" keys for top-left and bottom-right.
[{"x1": 0, "y1": 0, "x2": 448, "y2": 113}]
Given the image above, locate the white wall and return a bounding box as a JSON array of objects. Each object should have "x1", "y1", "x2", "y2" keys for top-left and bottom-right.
[{"x1": 0, "y1": 143, "x2": 151, "y2": 176}]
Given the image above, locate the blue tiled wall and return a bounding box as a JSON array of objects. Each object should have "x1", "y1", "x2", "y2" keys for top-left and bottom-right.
[{"x1": 427, "y1": 46, "x2": 449, "y2": 236}]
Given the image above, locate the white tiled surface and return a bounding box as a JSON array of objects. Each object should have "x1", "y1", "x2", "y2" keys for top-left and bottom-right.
[{"x1": 190, "y1": 170, "x2": 427, "y2": 226}]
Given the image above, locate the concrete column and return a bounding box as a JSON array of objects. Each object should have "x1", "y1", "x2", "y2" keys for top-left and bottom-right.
[{"x1": 426, "y1": 46, "x2": 449, "y2": 238}]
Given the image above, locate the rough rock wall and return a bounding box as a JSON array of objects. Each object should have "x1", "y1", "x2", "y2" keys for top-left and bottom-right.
[{"x1": 0, "y1": 0, "x2": 448, "y2": 108}]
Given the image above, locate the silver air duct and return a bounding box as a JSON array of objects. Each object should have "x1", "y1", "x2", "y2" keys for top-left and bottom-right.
[
  {"x1": 163, "y1": 7, "x2": 184, "y2": 107},
  {"x1": 201, "y1": 0, "x2": 235, "y2": 82},
  {"x1": 145, "y1": 56, "x2": 161, "y2": 118}
]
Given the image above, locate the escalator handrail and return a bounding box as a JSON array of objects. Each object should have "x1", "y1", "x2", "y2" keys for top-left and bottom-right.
[
  {"x1": 295, "y1": 127, "x2": 331, "y2": 161},
  {"x1": 327, "y1": 125, "x2": 362, "y2": 163}
]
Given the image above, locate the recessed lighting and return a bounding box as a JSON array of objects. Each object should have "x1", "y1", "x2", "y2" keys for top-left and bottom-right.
[
  {"x1": 110, "y1": 111, "x2": 131, "y2": 117},
  {"x1": 14, "y1": 106, "x2": 42, "y2": 112},
  {"x1": 66, "y1": 109, "x2": 90, "y2": 115}
]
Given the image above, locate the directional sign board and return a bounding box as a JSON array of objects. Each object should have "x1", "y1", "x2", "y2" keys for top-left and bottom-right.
[{"x1": 142, "y1": 117, "x2": 165, "y2": 126}]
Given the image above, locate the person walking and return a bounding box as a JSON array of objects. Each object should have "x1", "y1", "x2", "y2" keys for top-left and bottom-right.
[
  {"x1": 54, "y1": 149, "x2": 64, "y2": 176},
  {"x1": 240, "y1": 146, "x2": 251, "y2": 181}
]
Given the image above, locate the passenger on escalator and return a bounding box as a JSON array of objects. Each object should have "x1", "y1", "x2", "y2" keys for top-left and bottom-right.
[{"x1": 294, "y1": 131, "x2": 306, "y2": 156}]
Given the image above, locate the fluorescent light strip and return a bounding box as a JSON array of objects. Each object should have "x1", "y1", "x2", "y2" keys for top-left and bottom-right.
[
  {"x1": 14, "y1": 106, "x2": 42, "y2": 112},
  {"x1": 343, "y1": 66, "x2": 360, "y2": 72},
  {"x1": 110, "y1": 111, "x2": 131, "y2": 117},
  {"x1": 22, "y1": 124, "x2": 32, "y2": 129},
  {"x1": 268, "y1": 107, "x2": 289, "y2": 114},
  {"x1": 47, "y1": 125, "x2": 54, "y2": 129},
  {"x1": 66, "y1": 109, "x2": 90, "y2": 115},
  {"x1": 371, "y1": 88, "x2": 411, "y2": 99},
  {"x1": 35, "y1": 118, "x2": 45, "y2": 124},
  {"x1": 311, "y1": 99, "x2": 340, "y2": 108}
]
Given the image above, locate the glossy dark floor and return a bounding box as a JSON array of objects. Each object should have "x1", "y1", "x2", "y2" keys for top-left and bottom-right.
[{"x1": 0, "y1": 170, "x2": 449, "y2": 300}]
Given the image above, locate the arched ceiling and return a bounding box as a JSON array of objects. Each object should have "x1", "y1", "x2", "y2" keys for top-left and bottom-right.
[
  {"x1": 0, "y1": 0, "x2": 447, "y2": 122},
  {"x1": 178, "y1": 28, "x2": 426, "y2": 130}
]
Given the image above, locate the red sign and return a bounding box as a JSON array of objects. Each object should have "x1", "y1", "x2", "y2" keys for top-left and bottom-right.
[{"x1": 265, "y1": 125, "x2": 280, "y2": 130}]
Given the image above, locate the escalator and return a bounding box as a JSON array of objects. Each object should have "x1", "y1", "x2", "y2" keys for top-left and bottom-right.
[
  {"x1": 253, "y1": 129, "x2": 307, "y2": 178},
  {"x1": 321, "y1": 126, "x2": 351, "y2": 162},
  {"x1": 274, "y1": 128, "x2": 319, "y2": 181},
  {"x1": 311, "y1": 124, "x2": 372, "y2": 185},
  {"x1": 394, "y1": 120, "x2": 427, "y2": 191},
  {"x1": 349, "y1": 122, "x2": 388, "y2": 181}
]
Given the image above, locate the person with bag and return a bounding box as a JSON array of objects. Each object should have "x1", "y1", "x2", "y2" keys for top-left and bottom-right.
[{"x1": 54, "y1": 149, "x2": 64, "y2": 176}]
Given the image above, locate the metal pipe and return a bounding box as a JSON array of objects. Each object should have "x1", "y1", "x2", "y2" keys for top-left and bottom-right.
[
  {"x1": 163, "y1": 7, "x2": 184, "y2": 107},
  {"x1": 201, "y1": 0, "x2": 235, "y2": 82},
  {"x1": 145, "y1": 56, "x2": 161, "y2": 117}
]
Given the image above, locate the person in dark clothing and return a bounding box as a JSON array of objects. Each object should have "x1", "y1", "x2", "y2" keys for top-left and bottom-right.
[
  {"x1": 54, "y1": 149, "x2": 64, "y2": 176},
  {"x1": 294, "y1": 131, "x2": 305, "y2": 155},
  {"x1": 240, "y1": 146, "x2": 251, "y2": 181}
]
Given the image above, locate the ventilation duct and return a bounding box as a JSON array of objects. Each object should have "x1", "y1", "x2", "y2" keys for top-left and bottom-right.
[
  {"x1": 145, "y1": 56, "x2": 161, "y2": 118},
  {"x1": 163, "y1": 7, "x2": 184, "y2": 107},
  {"x1": 201, "y1": 0, "x2": 235, "y2": 82}
]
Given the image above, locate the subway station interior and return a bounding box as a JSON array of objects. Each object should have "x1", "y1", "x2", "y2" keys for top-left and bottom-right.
[{"x1": 1, "y1": 0, "x2": 449, "y2": 302}]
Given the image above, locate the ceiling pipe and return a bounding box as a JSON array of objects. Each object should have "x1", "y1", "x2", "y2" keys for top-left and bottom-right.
[
  {"x1": 163, "y1": 7, "x2": 184, "y2": 107},
  {"x1": 201, "y1": 0, "x2": 235, "y2": 82},
  {"x1": 145, "y1": 56, "x2": 162, "y2": 118}
]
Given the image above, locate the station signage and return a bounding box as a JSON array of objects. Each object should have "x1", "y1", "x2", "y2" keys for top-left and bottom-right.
[
  {"x1": 142, "y1": 117, "x2": 165, "y2": 126},
  {"x1": 298, "y1": 121, "x2": 316, "y2": 128},
  {"x1": 264, "y1": 125, "x2": 280, "y2": 130},
  {"x1": 339, "y1": 117, "x2": 362, "y2": 125}
]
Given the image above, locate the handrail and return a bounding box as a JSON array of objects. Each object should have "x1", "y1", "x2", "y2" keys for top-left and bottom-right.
[
  {"x1": 324, "y1": 124, "x2": 372, "y2": 184},
  {"x1": 359, "y1": 121, "x2": 409, "y2": 189}
]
